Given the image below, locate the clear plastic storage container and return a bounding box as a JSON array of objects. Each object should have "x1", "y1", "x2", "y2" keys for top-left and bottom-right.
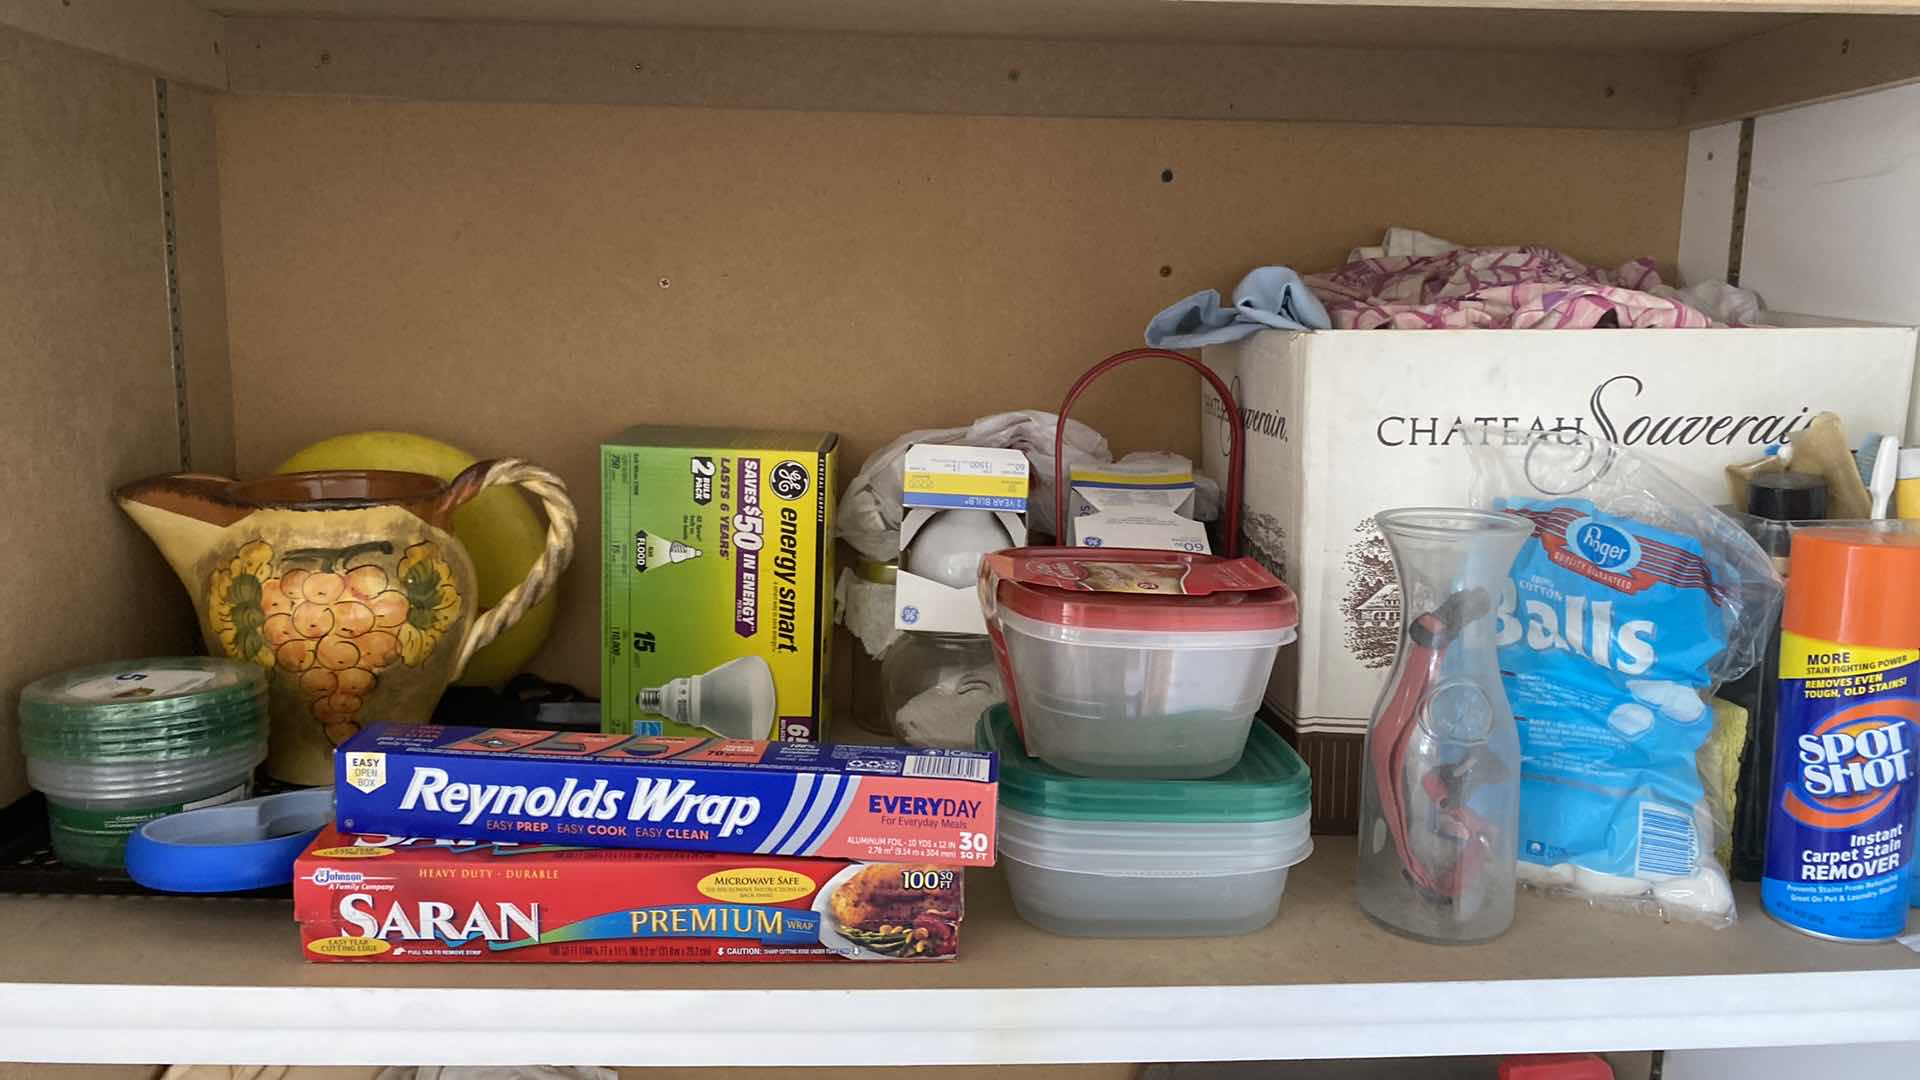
[
  {"x1": 981, "y1": 548, "x2": 1298, "y2": 779},
  {"x1": 32, "y1": 745, "x2": 265, "y2": 869},
  {"x1": 980, "y1": 704, "x2": 1312, "y2": 937},
  {"x1": 18, "y1": 658, "x2": 269, "y2": 869}
]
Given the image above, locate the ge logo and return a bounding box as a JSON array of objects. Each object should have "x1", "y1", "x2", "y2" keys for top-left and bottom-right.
[
  {"x1": 901, "y1": 605, "x2": 920, "y2": 625},
  {"x1": 1084, "y1": 537, "x2": 1103, "y2": 547},
  {"x1": 770, "y1": 460, "x2": 810, "y2": 500}
]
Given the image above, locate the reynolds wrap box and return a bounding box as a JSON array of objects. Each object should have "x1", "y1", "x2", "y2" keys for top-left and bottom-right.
[
  {"x1": 295, "y1": 829, "x2": 963, "y2": 963},
  {"x1": 335, "y1": 724, "x2": 997, "y2": 866},
  {"x1": 602, "y1": 426, "x2": 837, "y2": 741}
]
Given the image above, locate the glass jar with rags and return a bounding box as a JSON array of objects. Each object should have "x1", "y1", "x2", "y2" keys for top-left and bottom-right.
[
  {"x1": 1357, "y1": 507, "x2": 1530, "y2": 944},
  {"x1": 882, "y1": 632, "x2": 1003, "y2": 749},
  {"x1": 847, "y1": 560, "x2": 902, "y2": 736}
]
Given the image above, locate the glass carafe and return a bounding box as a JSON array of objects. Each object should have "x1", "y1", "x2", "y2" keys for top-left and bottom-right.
[{"x1": 1356, "y1": 507, "x2": 1531, "y2": 944}]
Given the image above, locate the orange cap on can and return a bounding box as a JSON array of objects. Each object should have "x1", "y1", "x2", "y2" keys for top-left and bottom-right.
[{"x1": 1782, "y1": 528, "x2": 1920, "y2": 647}]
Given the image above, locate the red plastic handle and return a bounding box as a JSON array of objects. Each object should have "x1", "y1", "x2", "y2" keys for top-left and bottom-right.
[{"x1": 1052, "y1": 348, "x2": 1246, "y2": 558}]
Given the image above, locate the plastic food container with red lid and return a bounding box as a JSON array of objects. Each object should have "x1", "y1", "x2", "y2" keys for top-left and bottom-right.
[{"x1": 980, "y1": 546, "x2": 1299, "y2": 779}]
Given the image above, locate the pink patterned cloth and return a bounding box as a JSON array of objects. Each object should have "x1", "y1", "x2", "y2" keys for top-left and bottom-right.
[{"x1": 1305, "y1": 247, "x2": 1714, "y2": 330}]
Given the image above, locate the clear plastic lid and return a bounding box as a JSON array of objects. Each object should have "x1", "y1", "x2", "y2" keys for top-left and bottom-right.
[{"x1": 978, "y1": 704, "x2": 1310, "y2": 822}]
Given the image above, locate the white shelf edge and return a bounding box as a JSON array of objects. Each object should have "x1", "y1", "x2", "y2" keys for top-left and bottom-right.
[{"x1": 6, "y1": 969, "x2": 1919, "y2": 1066}]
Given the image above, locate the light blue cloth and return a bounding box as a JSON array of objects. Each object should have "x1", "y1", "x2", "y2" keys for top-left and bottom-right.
[{"x1": 1144, "y1": 266, "x2": 1330, "y2": 348}]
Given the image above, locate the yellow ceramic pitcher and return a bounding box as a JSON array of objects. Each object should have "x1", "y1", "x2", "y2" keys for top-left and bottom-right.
[{"x1": 117, "y1": 461, "x2": 576, "y2": 785}]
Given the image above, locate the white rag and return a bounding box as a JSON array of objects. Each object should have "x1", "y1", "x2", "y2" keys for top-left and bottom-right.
[
  {"x1": 895, "y1": 668, "x2": 1004, "y2": 749},
  {"x1": 836, "y1": 570, "x2": 904, "y2": 660},
  {"x1": 1347, "y1": 225, "x2": 1469, "y2": 263},
  {"x1": 1651, "y1": 280, "x2": 1765, "y2": 325}
]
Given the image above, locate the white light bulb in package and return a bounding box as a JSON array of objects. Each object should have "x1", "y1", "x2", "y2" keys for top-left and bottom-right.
[
  {"x1": 902, "y1": 510, "x2": 1014, "y2": 590},
  {"x1": 636, "y1": 656, "x2": 776, "y2": 741},
  {"x1": 892, "y1": 445, "x2": 1030, "y2": 634}
]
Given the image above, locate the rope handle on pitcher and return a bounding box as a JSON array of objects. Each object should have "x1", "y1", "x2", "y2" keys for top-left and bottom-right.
[
  {"x1": 1052, "y1": 347, "x2": 1246, "y2": 558},
  {"x1": 439, "y1": 459, "x2": 579, "y2": 679}
]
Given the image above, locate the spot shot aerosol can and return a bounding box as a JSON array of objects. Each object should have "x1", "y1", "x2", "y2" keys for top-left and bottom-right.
[{"x1": 1763, "y1": 528, "x2": 1920, "y2": 941}]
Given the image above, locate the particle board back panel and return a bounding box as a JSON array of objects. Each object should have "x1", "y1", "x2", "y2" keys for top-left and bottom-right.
[
  {"x1": 0, "y1": 27, "x2": 205, "y2": 804},
  {"x1": 216, "y1": 95, "x2": 1688, "y2": 693},
  {"x1": 172, "y1": 81, "x2": 239, "y2": 478}
]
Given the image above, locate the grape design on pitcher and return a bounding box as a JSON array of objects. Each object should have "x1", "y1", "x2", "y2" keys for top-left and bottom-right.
[{"x1": 207, "y1": 538, "x2": 463, "y2": 745}]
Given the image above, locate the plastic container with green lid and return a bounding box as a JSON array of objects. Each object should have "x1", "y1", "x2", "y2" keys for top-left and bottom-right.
[
  {"x1": 18, "y1": 658, "x2": 268, "y2": 869},
  {"x1": 979, "y1": 704, "x2": 1313, "y2": 937}
]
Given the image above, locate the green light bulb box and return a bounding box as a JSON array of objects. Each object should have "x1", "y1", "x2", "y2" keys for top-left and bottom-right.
[{"x1": 601, "y1": 426, "x2": 838, "y2": 741}]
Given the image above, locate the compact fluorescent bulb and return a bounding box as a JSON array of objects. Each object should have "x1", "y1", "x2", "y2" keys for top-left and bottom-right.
[{"x1": 636, "y1": 656, "x2": 776, "y2": 740}]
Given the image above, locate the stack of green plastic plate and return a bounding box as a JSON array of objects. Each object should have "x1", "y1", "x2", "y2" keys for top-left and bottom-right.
[
  {"x1": 21, "y1": 657, "x2": 267, "y2": 762},
  {"x1": 18, "y1": 658, "x2": 270, "y2": 870}
]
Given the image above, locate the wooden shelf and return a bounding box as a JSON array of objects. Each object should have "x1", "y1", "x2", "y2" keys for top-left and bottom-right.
[
  {"x1": 0, "y1": 844, "x2": 1914, "y2": 1066},
  {"x1": 204, "y1": 0, "x2": 1920, "y2": 36},
  {"x1": 17, "y1": 2, "x2": 1920, "y2": 129}
]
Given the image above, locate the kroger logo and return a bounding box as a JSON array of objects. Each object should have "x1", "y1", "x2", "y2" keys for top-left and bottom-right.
[
  {"x1": 1566, "y1": 517, "x2": 1641, "y2": 573},
  {"x1": 310, "y1": 868, "x2": 366, "y2": 886}
]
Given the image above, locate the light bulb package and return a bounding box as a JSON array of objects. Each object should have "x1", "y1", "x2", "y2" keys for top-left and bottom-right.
[
  {"x1": 602, "y1": 426, "x2": 838, "y2": 740},
  {"x1": 1064, "y1": 453, "x2": 1211, "y2": 553},
  {"x1": 894, "y1": 444, "x2": 1030, "y2": 634},
  {"x1": 334, "y1": 724, "x2": 998, "y2": 866}
]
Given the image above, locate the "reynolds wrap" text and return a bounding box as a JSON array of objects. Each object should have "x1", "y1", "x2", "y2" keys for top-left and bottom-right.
[{"x1": 399, "y1": 768, "x2": 762, "y2": 837}]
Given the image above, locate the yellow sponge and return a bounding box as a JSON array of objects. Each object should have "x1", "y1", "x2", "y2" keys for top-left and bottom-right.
[{"x1": 1700, "y1": 697, "x2": 1749, "y2": 870}]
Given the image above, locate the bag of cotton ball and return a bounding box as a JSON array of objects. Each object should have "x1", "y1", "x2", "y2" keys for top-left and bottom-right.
[{"x1": 1466, "y1": 427, "x2": 1782, "y2": 927}]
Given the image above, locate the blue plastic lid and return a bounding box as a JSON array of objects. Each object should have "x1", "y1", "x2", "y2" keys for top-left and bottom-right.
[
  {"x1": 976, "y1": 705, "x2": 1310, "y2": 822},
  {"x1": 123, "y1": 788, "x2": 333, "y2": 894}
]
